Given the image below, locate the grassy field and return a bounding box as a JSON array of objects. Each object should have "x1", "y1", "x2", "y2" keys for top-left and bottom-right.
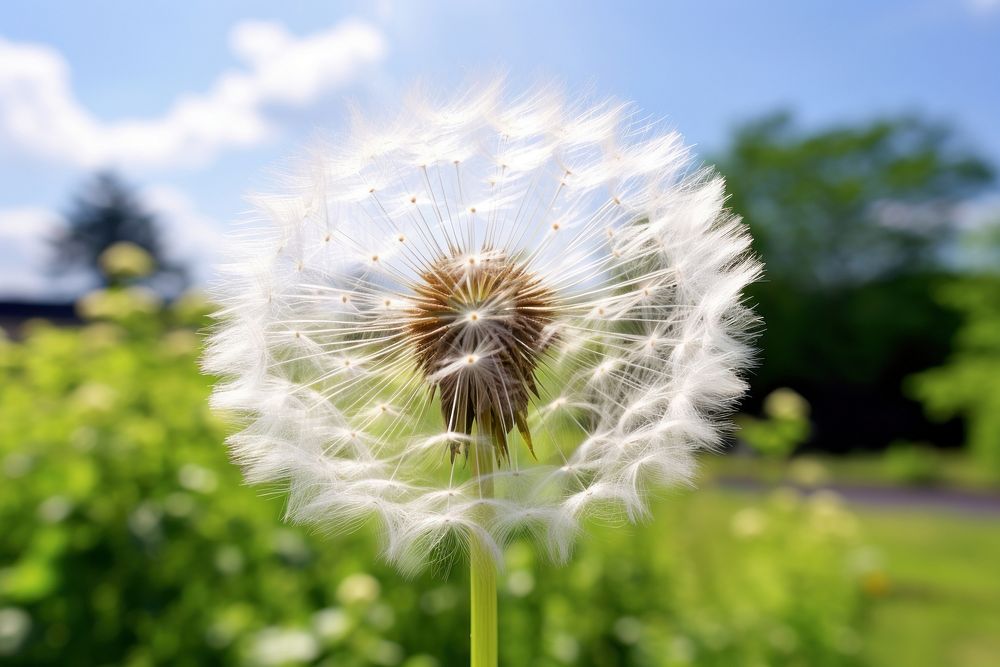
[
  {"x1": 697, "y1": 486, "x2": 1000, "y2": 667},
  {"x1": 857, "y1": 507, "x2": 1000, "y2": 667},
  {"x1": 698, "y1": 452, "x2": 1000, "y2": 665}
]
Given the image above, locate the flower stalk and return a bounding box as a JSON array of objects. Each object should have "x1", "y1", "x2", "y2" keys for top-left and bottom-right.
[{"x1": 469, "y1": 441, "x2": 497, "y2": 667}]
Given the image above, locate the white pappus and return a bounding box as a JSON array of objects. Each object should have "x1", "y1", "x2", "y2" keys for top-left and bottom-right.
[{"x1": 204, "y1": 80, "x2": 761, "y2": 574}]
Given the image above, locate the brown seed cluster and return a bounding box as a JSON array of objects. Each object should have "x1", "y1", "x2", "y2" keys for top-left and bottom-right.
[{"x1": 405, "y1": 250, "x2": 557, "y2": 463}]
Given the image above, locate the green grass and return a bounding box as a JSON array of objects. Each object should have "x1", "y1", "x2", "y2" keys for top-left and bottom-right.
[
  {"x1": 857, "y1": 507, "x2": 1000, "y2": 667},
  {"x1": 701, "y1": 444, "x2": 1000, "y2": 666},
  {"x1": 699, "y1": 485, "x2": 1000, "y2": 667}
]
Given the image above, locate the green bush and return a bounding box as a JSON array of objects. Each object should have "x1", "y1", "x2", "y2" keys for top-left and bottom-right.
[
  {"x1": 737, "y1": 388, "x2": 811, "y2": 459},
  {"x1": 881, "y1": 442, "x2": 941, "y2": 487},
  {"x1": 909, "y1": 275, "x2": 1000, "y2": 474},
  {"x1": 0, "y1": 293, "x2": 872, "y2": 666}
]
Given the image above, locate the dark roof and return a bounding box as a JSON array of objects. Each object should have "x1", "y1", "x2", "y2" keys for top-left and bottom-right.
[{"x1": 0, "y1": 300, "x2": 80, "y2": 334}]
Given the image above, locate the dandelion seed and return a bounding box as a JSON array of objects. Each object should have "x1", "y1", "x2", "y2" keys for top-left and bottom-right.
[{"x1": 205, "y1": 80, "x2": 760, "y2": 575}]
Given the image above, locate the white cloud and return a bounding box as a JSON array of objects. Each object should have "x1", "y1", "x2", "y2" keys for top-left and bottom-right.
[
  {"x1": 0, "y1": 206, "x2": 62, "y2": 247},
  {"x1": 141, "y1": 185, "x2": 225, "y2": 282},
  {"x1": 0, "y1": 18, "x2": 387, "y2": 169},
  {"x1": 967, "y1": 0, "x2": 1000, "y2": 14},
  {"x1": 0, "y1": 207, "x2": 70, "y2": 298},
  {"x1": 955, "y1": 194, "x2": 1000, "y2": 230}
]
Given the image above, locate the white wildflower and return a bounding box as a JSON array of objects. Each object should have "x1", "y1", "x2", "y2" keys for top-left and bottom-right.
[
  {"x1": 37, "y1": 495, "x2": 73, "y2": 523},
  {"x1": 178, "y1": 463, "x2": 219, "y2": 493},
  {"x1": 0, "y1": 607, "x2": 31, "y2": 656},
  {"x1": 336, "y1": 572, "x2": 381, "y2": 605},
  {"x1": 312, "y1": 607, "x2": 351, "y2": 641},
  {"x1": 249, "y1": 627, "x2": 319, "y2": 666},
  {"x1": 205, "y1": 81, "x2": 760, "y2": 572},
  {"x1": 612, "y1": 616, "x2": 643, "y2": 645},
  {"x1": 505, "y1": 570, "x2": 535, "y2": 597}
]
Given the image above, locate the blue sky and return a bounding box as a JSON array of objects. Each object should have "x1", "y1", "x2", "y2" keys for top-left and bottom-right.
[{"x1": 1, "y1": 0, "x2": 998, "y2": 298}]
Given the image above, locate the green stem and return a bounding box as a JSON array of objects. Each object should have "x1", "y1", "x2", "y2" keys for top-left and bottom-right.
[
  {"x1": 469, "y1": 442, "x2": 498, "y2": 667},
  {"x1": 470, "y1": 534, "x2": 497, "y2": 667}
]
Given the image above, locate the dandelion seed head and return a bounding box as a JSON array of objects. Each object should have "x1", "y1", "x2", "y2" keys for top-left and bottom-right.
[{"x1": 205, "y1": 79, "x2": 760, "y2": 571}]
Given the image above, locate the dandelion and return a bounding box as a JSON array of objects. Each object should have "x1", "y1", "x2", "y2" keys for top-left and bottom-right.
[{"x1": 205, "y1": 80, "x2": 760, "y2": 666}]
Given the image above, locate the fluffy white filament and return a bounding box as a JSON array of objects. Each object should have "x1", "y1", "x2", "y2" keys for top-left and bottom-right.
[{"x1": 204, "y1": 82, "x2": 760, "y2": 573}]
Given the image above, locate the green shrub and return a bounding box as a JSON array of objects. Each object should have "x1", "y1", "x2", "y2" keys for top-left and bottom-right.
[
  {"x1": 0, "y1": 295, "x2": 872, "y2": 666},
  {"x1": 909, "y1": 275, "x2": 1000, "y2": 475},
  {"x1": 737, "y1": 388, "x2": 811, "y2": 459},
  {"x1": 881, "y1": 442, "x2": 941, "y2": 487}
]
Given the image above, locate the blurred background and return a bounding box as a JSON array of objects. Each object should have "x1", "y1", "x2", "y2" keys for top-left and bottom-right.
[{"x1": 1, "y1": 1, "x2": 999, "y2": 665}]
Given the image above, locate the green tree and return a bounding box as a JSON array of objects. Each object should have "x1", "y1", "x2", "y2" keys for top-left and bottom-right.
[
  {"x1": 50, "y1": 172, "x2": 185, "y2": 291},
  {"x1": 716, "y1": 114, "x2": 994, "y2": 451},
  {"x1": 720, "y1": 112, "x2": 993, "y2": 289}
]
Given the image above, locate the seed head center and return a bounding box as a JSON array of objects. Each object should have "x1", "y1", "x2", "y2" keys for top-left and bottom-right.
[{"x1": 405, "y1": 250, "x2": 557, "y2": 463}]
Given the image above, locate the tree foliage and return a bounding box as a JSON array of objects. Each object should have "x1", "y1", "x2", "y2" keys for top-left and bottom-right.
[
  {"x1": 909, "y1": 273, "x2": 1000, "y2": 472},
  {"x1": 50, "y1": 172, "x2": 185, "y2": 291},
  {"x1": 716, "y1": 114, "x2": 994, "y2": 451},
  {"x1": 720, "y1": 113, "x2": 993, "y2": 288}
]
